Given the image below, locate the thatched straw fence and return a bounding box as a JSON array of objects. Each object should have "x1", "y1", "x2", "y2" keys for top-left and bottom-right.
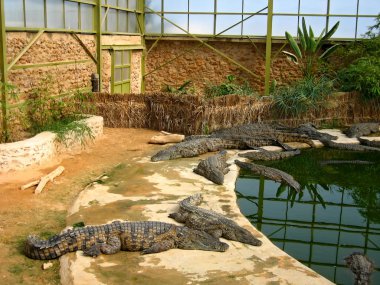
[{"x1": 87, "y1": 92, "x2": 380, "y2": 135}]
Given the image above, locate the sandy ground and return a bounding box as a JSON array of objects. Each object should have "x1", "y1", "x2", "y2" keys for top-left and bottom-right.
[
  {"x1": 0, "y1": 128, "x2": 160, "y2": 284},
  {"x1": 0, "y1": 127, "x2": 359, "y2": 284}
]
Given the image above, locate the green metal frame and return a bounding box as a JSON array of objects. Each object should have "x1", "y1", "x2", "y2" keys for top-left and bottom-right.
[
  {"x1": 144, "y1": 0, "x2": 378, "y2": 40},
  {"x1": 0, "y1": 0, "x2": 7, "y2": 139},
  {"x1": 111, "y1": 49, "x2": 131, "y2": 93},
  {"x1": 144, "y1": 6, "x2": 267, "y2": 81},
  {"x1": 264, "y1": 0, "x2": 273, "y2": 96}
]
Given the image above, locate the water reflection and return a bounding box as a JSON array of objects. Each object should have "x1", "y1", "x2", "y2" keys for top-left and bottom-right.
[{"x1": 236, "y1": 148, "x2": 380, "y2": 285}]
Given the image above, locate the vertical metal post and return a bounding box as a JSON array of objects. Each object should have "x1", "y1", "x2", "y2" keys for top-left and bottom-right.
[
  {"x1": 139, "y1": 0, "x2": 146, "y2": 92},
  {"x1": 326, "y1": 0, "x2": 331, "y2": 35},
  {"x1": 257, "y1": 176, "x2": 265, "y2": 231},
  {"x1": 96, "y1": 0, "x2": 103, "y2": 91},
  {"x1": 264, "y1": 0, "x2": 273, "y2": 96},
  {"x1": 0, "y1": 0, "x2": 8, "y2": 141}
]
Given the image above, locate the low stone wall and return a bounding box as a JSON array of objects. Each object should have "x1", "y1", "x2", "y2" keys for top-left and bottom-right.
[{"x1": 0, "y1": 116, "x2": 103, "y2": 173}]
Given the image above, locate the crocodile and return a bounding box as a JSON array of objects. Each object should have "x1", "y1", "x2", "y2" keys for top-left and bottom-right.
[
  {"x1": 211, "y1": 122, "x2": 336, "y2": 141},
  {"x1": 169, "y1": 194, "x2": 262, "y2": 246},
  {"x1": 235, "y1": 160, "x2": 301, "y2": 192},
  {"x1": 238, "y1": 147, "x2": 301, "y2": 161},
  {"x1": 193, "y1": 150, "x2": 230, "y2": 185},
  {"x1": 320, "y1": 138, "x2": 380, "y2": 152},
  {"x1": 358, "y1": 137, "x2": 380, "y2": 148},
  {"x1": 24, "y1": 220, "x2": 229, "y2": 260},
  {"x1": 152, "y1": 130, "x2": 315, "y2": 162},
  {"x1": 345, "y1": 252, "x2": 374, "y2": 285},
  {"x1": 151, "y1": 137, "x2": 279, "y2": 162},
  {"x1": 320, "y1": 160, "x2": 374, "y2": 166},
  {"x1": 343, "y1": 122, "x2": 379, "y2": 138}
]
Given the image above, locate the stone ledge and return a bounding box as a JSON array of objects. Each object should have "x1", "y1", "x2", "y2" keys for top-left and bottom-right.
[{"x1": 0, "y1": 115, "x2": 103, "y2": 173}]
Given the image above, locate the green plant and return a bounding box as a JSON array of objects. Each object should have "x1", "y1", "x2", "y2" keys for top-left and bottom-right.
[
  {"x1": 337, "y1": 57, "x2": 380, "y2": 98},
  {"x1": 365, "y1": 13, "x2": 380, "y2": 38},
  {"x1": 283, "y1": 17, "x2": 340, "y2": 77},
  {"x1": 25, "y1": 76, "x2": 94, "y2": 144},
  {"x1": 163, "y1": 80, "x2": 194, "y2": 95},
  {"x1": 335, "y1": 14, "x2": 380, "y2": 98},
  {"x1": 272, "y1": 76, "x2": 334, "y2": 117},
  {"x1": 0, "y1": 81, "x2": 20, "y2": 142},
  {"x1": 205, "y1": 75, "x2": 256, "y2": 98}
]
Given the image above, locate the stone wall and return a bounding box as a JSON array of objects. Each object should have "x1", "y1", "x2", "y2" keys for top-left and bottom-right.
[
  {"x1": 145, "y1": 39, "x2": 302, "y2": 94},
  {"x1": 131, "y1": 50, "x2": 143, "y2": 93},
  {"x1": 0, "y1": 115, "x2": 103, "y2": 173},
  {"x1": 7, "y1": 33, "x2": 97, "y2": 100},
  {"x1": 6, "y1": 33, "x2": 144, "y2": 99}
]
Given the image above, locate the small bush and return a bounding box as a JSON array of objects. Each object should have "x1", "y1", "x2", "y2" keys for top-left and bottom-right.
[
  {"x1": 25, "y1": 76, "x2": 95, "y2": 144},
  {"x1": 272, "y1": 76, "x2": 334, "y2": 117},
  {"x1": 163, "y1": 80, "x2": 194, "y2": 95},
  {"x1": 205, "y1": 75, "x2": 256, "y2": 98},
  {"x1": 337, "y1": 57, "x2": 380, "y2": 99}
]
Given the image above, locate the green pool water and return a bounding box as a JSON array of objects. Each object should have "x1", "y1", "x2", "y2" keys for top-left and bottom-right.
[{"x1": 236, "y1": 148, "x2": 380, "y2": 285}]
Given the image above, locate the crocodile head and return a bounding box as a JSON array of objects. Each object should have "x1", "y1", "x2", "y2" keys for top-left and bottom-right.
[
  {"x1": 224, "y1": 227, "x2": 262, "y2": 246},
  {"x1": 151, "y1": 150, "x2": 172, "y2": 162},
  {"x1": 176, "y1": 227, "x2": 229, "y2": 252}
]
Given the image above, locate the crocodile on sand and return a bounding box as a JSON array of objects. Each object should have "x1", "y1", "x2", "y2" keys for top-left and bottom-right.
[
  {"x1": 24, "y1": 220, "x2": 229, "y2": 260},
  {"x1": 151, "y1": 123, "x2": 331, "y2": 162},
  {"x1": 193, "y1": 150, "x2": 230, "y2": 185},
  {"x1": 343, "y1": 122, "x2": 379, "y2": 138},
  {"x1": 238, "y1": 146, "x2": 301, "y2": 161},
  {"x1": 169, "y1": 194, "x2": 262, "y2": 246},
  {"x1": 358, "y1": 137, "x2": 380, "y2": 148},
  {"x1": 319, "y1": 138, "x2": 380, "y2": 152}
]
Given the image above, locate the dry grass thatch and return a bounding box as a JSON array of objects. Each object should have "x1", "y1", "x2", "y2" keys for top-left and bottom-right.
[
  {"x1": 85, "y1": 92, "x2": 380, "y2": 135},
  {"x1": 89, "y1": 93, "x2": 273, "y2": 134}
]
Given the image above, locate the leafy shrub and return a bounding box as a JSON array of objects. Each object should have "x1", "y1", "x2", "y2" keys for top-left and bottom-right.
[
  {"x1": 272, "y1": 76, "x2": 334, "y2": 117},
  {"x1": 334, "y1": 14, "x2": 380, "y2": 98},
  {"x1": 337, "y1": 57, "x2": 380, "y2": 99},
  {"x1": 25, "y1": 76, "x2": 94, "y2": 144},
  {"x1": 163, "y1": 80, "x2": 194, "y2": 95},
  {"x1": 283, "y1": 17, "x2": 340, "y2": 77},
  {"x1": 205, "y1": 75, "x2": 256, "y2": 98}
]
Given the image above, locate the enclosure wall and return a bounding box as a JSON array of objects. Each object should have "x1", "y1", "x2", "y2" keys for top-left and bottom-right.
[{"x1": 145, "y1": 39, "x2": 302, "y2": 94}]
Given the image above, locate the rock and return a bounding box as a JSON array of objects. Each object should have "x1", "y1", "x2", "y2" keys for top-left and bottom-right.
[
  {"x1": 42, "y1": 262, "x2": 53, "y2": 270},
  {"x1": 149, "y1": 134, "x2": 185, "y2": 144}
]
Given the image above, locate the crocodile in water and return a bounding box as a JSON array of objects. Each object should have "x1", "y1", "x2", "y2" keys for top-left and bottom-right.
[
  {"x1": 320, "y1": 160, "x2": 374, "y2": 166},
  {"x1": 193, "y1": 150, "x2": 230, "y2": 185},
  {"x1": 235, "y1": 160, "x2": 301, "y2": 192},
  {"x1": 345, "y1": 252, "x2": 374, "y2": 285},
  {"x1": 24, "y1": 220, "x2": 229, "y2": 260},
  {"x1": 169, "y1": 194, "x2": 262, "y2": 246}
]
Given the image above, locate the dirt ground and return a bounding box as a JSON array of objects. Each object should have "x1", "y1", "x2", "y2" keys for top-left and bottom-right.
[{"x1": 0, "y1": 128, "x2": 161, "y2": 285}]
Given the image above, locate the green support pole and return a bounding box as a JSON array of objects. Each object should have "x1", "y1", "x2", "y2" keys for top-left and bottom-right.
[
  {"x1": 0, "y1": 0, "x2": 8, "y2": 141},
  {"x1": 257, "y1": 176, "x2": 265, "y2": 232},
  {"x1": 138, "y1": 0, "x2": 145, "y2": 92},
  {"x1": 96, "y1": 0, "x2": 103, "y2": 92},
  {"x1": 264, "y1": 0, "x2": 273, "y2": 96}
]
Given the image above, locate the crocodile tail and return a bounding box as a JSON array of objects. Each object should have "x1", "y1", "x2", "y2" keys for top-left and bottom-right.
[{"x1": 25, "y1": 234, "x2": 70, "y2": 260}]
